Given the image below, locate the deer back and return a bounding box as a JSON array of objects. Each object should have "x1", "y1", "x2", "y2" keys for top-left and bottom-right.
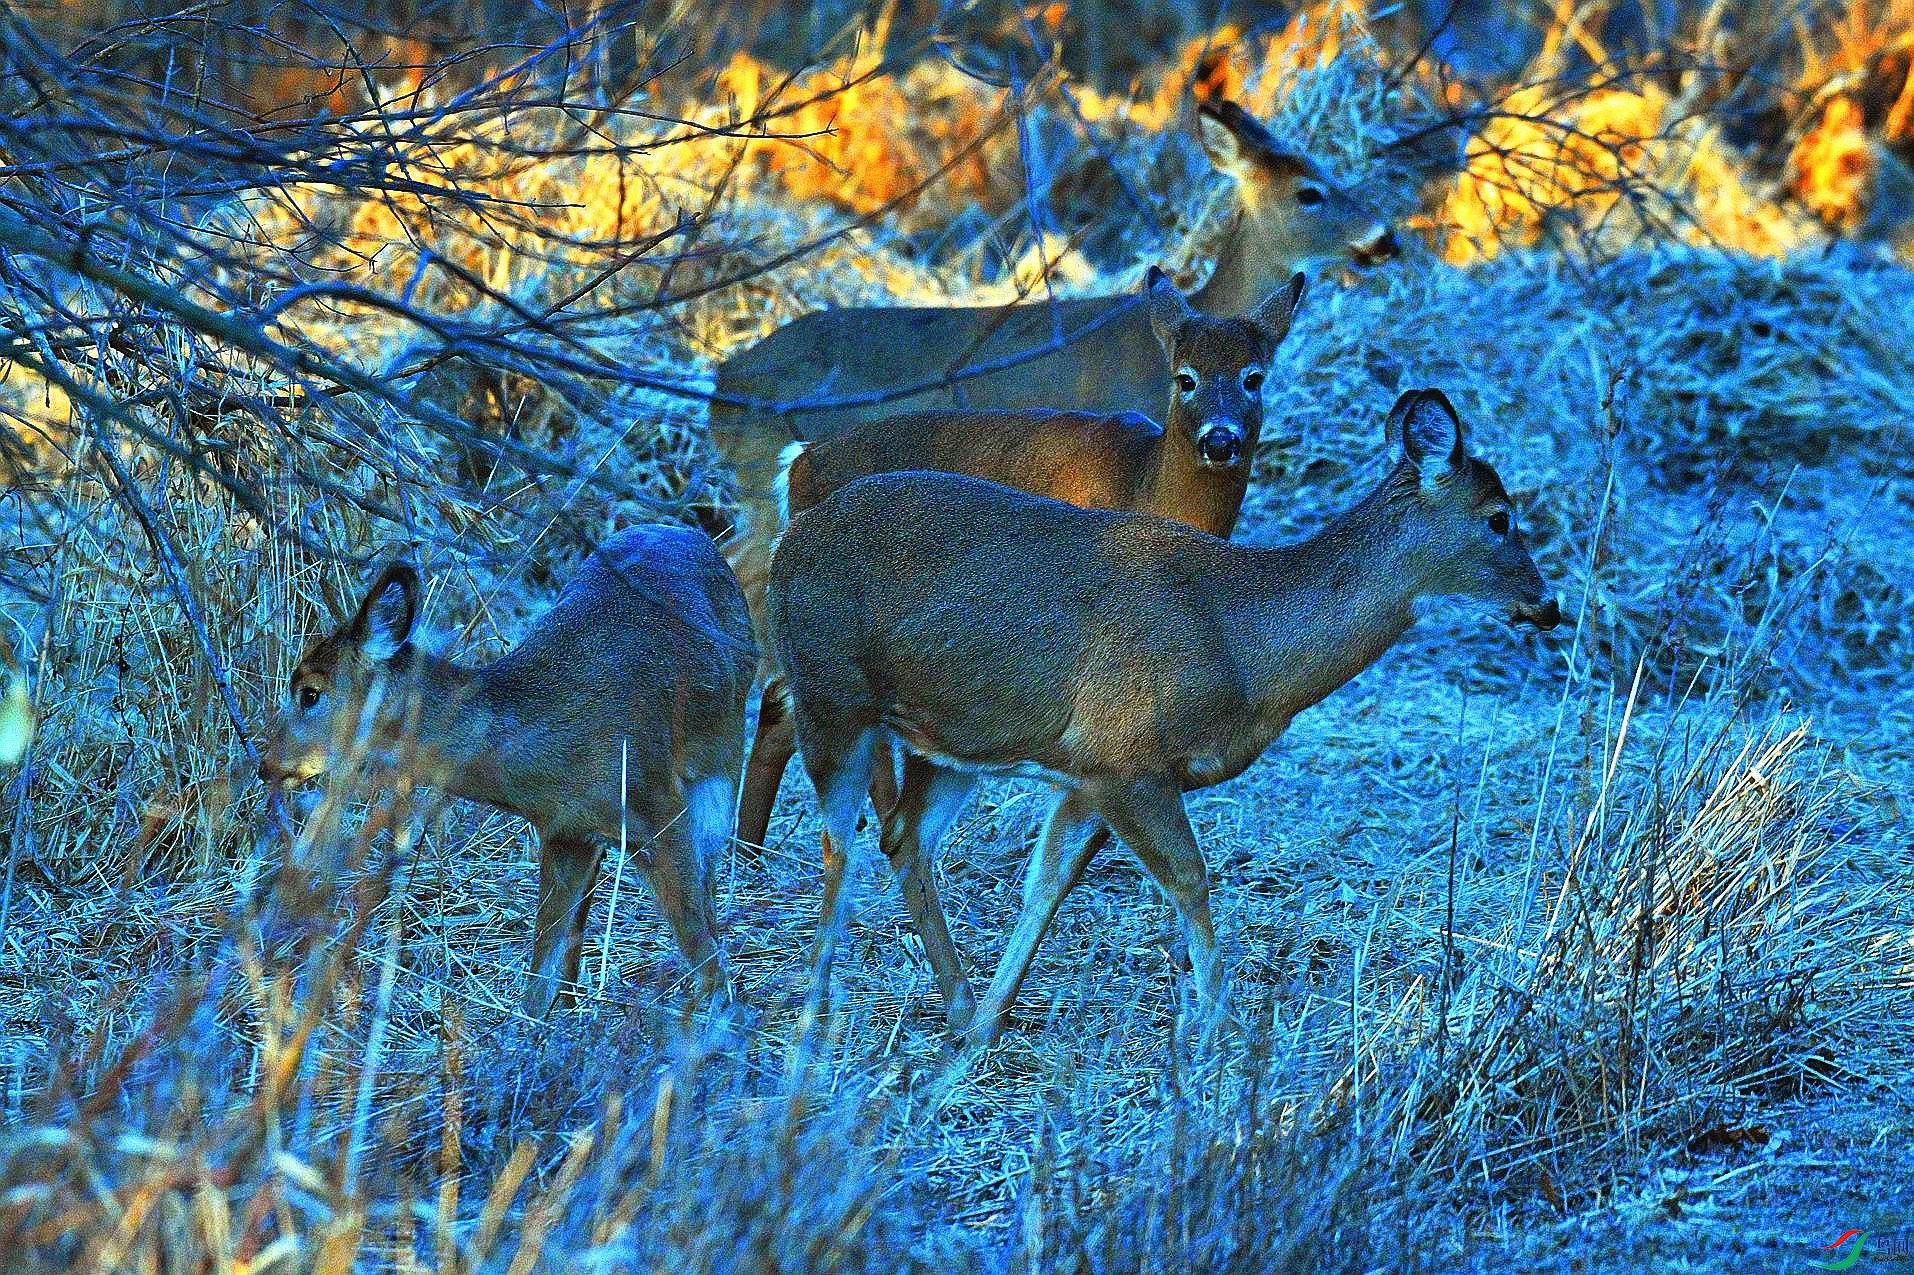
[
  {"x1": 485, "y1": 526, "x2": 756, "y2": 802},
  {"x1": 770, "y1": 472, "x2": 1247, "y2": 783},
  {"x1": 782, "y1": 408, "x2": 1162, "y2": 523},
  {"x1": 710, "y1": 98, "x2": 1393, "y2": 452}
]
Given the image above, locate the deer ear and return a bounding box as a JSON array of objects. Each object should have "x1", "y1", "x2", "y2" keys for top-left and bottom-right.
[
  {"x1": 351, "y1": 561, "x2": 420, "y2": 661},
  {"x1": 1196, "y1": 99, "x2": 1307, "y2": 180},
  {"x1": 1391, "y1": 389, "x2": 1466, "y2": 476},
  {"x1": 1194, "y1": 100, "x2": 1261, "y2": 180},
  {"x1": 1145, "y1": 265, "x2": 1196, "y2": 355},
  {"x1": 1250, "y1": 272, "x2": 1307, "y2": 349}
]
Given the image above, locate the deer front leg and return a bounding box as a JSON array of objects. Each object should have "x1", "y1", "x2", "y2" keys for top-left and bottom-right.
[
  {"x1": 802, "y1": 724, "x2": 881, "y2": 1018},
  {"x1": 1092, "y1": 779, "x2": 1225, "y2": 1012},
  {"x1": 966, "y1": 788, "x2": 1110, "y2": 1050},
  {"x1": 525, "y1": 833, "x2": 604, "y2": 1018}
]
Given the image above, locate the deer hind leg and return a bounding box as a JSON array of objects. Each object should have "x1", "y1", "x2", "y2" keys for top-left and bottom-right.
[
  {"x1": 647, "y1": 777, "x2": 734, "y2": 1004},
  {"x1": 967, "y1": 790, "x2": 1110, "y2": 1050},
  {"x1": 719, "y1": 461, "x2": 783, "y2": 644},
  {"x1": 878, "y1": 755, "x2": 979, "y2": 1032},
  {"x1": 798, "y1": 721, "x2": 881, "y2": 1012},
  {"x1": 525, "y1": 832, "x2": 605, "y2": 1018},
  {"x1": 866, "y1": 737, "x2": 901, "y2": 826},
  {"x1": 736, "y1": 677, "x2": 797, "y2": 859},
  {"x1": 701, "y1": 704, "x2": 749, "y2": 909},
  {"x1": 1092, "y1": 779, "x2": 1224, "y2": 1010}
]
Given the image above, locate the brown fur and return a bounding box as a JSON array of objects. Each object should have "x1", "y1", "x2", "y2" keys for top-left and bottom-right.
[
  {"x1": 712, "y1": 99, "x2": 1398, "y2": 638},
  {"x1": 769, "y1": 390, "x2": 1559, "y2": 1046},
  {"x1": 259, "y1": 525, "x2": 757, "y2": 1017},
  {"x1": 735, "y1": 273, "x2": 1304, "y2": 853}
]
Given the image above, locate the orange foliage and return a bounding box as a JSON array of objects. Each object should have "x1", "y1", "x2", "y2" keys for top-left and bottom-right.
[
  {"x1": 1442, "y1": 84, "x2": 1665, "y2": 259},
  {"x1": 718, "y1": 52, "x2": 1000, "y2": 217},
  {"x1": 1438, "y1": 82, "x2": 1802, "y2": 261},
  {"x1": 1793, "y1": 97, "x2": 1876, "y2": 232},
  {"x1": 716, "y1": 3, "x2": 1368, "y2": 218},
  {"x1": 1127, "y1": 9, "x2": 1354, "y2": 128}
]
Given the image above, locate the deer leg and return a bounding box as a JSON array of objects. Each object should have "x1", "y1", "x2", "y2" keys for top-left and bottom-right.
[
  {"x1": 700, "y1": 717, "x2": 748, "y2": 909},
  {"x1": 525, "y1": 832, "x2": 604, "y2": 1018},
  {"x1": 866, "y1": 736, "x2": 901, "y2": 825},
  {"x1": 1093, "y1": 780, "x2": 1224, "y2": 1010},
  {"x1": 736, "y1": 678, "x2": 796, "y2": 858},
  {"x1": 802, "y1": 724, "x2": 880, "y2": 1013},
  {"x1": 645, "y1": 781, "x2": 733, "y2": 1004},
  {"x1": 966, "y1": 791, "x2": 1110, "y2": 1049},
  {"x1": 719, "y1": 488, "x2": 778, "y2": 639},
  {"x1": 878, "y1": 755, "x2": 978, "y2": 1031}
]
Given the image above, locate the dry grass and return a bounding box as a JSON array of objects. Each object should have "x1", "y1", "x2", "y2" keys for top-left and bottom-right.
[{"x1": 4, "y1": 3, "x2": 1914, "y2": 1271}]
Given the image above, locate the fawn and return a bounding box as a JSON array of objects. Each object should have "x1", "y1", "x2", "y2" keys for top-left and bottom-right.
[
  {"x1": 768, "y1": 390, "x2": 1560, "y2": 1047},
  {"x1": 259, "y1": 526, "x2": 757, "y2": 1018},
  {"x1": 735, "y1": 267, "x2": 1307, "y2": 853},
  {"x1": 713, "y1": 99, "x2": 1397, "y2": 633}
]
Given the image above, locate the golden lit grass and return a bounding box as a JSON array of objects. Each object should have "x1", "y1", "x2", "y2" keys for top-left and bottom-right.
[
  {"x1": 718, "y1": 48, "x2": 1000, "y2": 217},
  {"x1": 1438, "y1": 80, "x2": 1811, "y2": 261}
]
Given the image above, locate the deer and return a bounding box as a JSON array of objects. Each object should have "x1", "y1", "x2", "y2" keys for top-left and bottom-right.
[
  {"x1": 711, "y1": 98, "x2": 1399, "y2": 635},
  {"x1": 258, "y1": 525, "x2": 757, "y2": 1019},
  {"x1": 767, "y1": 389, "x2": 1561, "y2": 1048},
  {"x1": 735, "y1": 266, "x2": 1308, "y2": 855}
]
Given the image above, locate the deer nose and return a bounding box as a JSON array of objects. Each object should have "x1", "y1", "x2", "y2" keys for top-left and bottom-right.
[
  {"x1": 1352, "y1": 226, "x2": 1398, "y2": 265},
  {"x1": 1513, "y1": 598, "x2": 1563, "y2": 631},
  {"x1": 1195, "y1": 425, "x2": 1244, "y2": 466}
]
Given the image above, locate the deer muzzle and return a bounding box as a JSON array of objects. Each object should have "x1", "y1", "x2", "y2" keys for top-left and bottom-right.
[
  {"x1": 1195, "y1": 423, "x2": 1245, "y2": 467},
  {"x1": 1511, "y1": 597, "x2": 1563, "y2": 631},
  {"x1": 258, "y1": 749, "x2": 322, "y2": 789},
  {"x1": 1350, "y1": 226, "x2": 1399, "y2": 266}
]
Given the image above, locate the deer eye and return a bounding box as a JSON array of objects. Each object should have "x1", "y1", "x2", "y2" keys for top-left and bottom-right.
[
  {"x1": 1175, "y1": 370, "x2": 1198, "y2": 395},
  {"x1": 1242, "y1": 369, "x2": 1265, "y2": 393},
  {"x1": 296, "y1": 684, "x2": 324, "y2": 710},
  {"x1": 1297, "y1": 186, "x2": 1325, "y2": 208},
  {"x1": 1488, "y1": 510, "x2": 1511, "y2": 536}
]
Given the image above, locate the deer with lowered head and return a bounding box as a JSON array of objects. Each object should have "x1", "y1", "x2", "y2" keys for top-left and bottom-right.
[
  {"x1": 735, "y1": 266, "x2": 1308, "y2": 854},
  {"x1": 259, "y1": 525, "x2": 756, "y2": 1018},
  {"x1": 713, "y1": 98, "x2": 1398, "y2": 633},
  {"x1": 767, "y1": 389, "x2": 1560, "y2": 1048}
]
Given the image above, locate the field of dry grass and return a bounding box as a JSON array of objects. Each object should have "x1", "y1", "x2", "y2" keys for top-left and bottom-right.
[{"x1": 4, "y1": 2, "x2": 1914, "y2": 1270}]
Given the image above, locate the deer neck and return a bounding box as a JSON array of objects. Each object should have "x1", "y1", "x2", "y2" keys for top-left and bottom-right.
[
  {"x1": 1190, "y1": 212, "x2": 1275, "y2": 318},
  {"x1": 383, "y1": 650, "x2": 513, "y2": 810},
  {"x1": 1231, "y1": 470, "x2": 1425, "y2": 722},
  {"x1": 1137, "y1": 425, "x2": 1248, "y2": 537}
]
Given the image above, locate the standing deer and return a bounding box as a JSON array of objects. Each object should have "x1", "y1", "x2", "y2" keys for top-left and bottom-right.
[
  {"x1": 713, "y1": 99, "x2": 1398, "y2": 630},
  {"x1": 735, "y1": 267, "x2": 1307, "y2": 853},
  {"x1": 768, "y1": 390, "x2": 1560, "y2": 1047},
  {"x1": 259, "y1": 526, "x2": 757, "y2": 1018}
]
